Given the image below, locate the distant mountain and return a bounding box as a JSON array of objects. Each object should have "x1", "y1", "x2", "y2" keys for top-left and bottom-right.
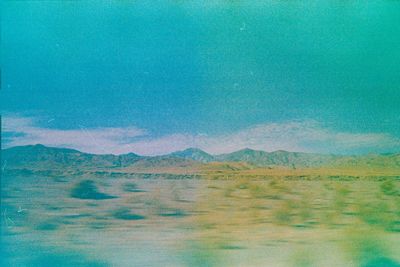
[
  {"x1": 327, "y1": 153, "x2": 400, "y2": 170},
  {"x1": 215, "y1": 148, "x2": 400, "y2": 169},
  {"x1": 215, "y1": 148, "x2": 337, "y2": 168},
  {"x1": 1, "y1": 144, "x2": 141, "y2": 170},
  {"x1": 169, "y1": 148, "x2": 215, "y2": 163},
  {"x1": 117, "y1": 153, "x2": 142, "y2": 167},
  {"x1": 2, "y1": 144, "x2": 399, "y2": 172}
]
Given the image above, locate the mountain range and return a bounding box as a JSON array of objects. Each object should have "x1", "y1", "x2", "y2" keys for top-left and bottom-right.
[{"x1": 2, "y1": 144, "x2": 400, "y2": 172}]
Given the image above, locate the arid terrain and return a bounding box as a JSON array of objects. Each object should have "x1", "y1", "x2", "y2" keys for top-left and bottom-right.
[{"x1": 1, "y1": 145, "x2": 400, "y2": 266}]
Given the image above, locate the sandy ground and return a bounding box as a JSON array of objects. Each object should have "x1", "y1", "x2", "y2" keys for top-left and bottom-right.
[{"x1": 1, "y1": 173, "x2": 399, "y2": 266}]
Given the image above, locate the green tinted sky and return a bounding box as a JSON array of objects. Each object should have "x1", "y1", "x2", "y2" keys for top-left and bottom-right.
[{"x1": 1, "y1": 1, "x2": 400, "y2": 155}]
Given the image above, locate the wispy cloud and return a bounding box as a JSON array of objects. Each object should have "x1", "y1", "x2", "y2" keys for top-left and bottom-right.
[{"x1": 2, "y1": 115, "x2": 400, "y2": 155}]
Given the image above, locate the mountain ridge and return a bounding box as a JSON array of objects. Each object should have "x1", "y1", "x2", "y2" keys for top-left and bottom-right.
[
  {"x1": 169, "y1": 148, "x2": 215, "y2": 163},
  {"x1": 2, "y1": 144, "x2": 399, "y2": 171}
]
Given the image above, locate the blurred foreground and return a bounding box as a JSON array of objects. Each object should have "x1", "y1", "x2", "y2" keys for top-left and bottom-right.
[{"x1": 1, "y1": 172, "x2": 400, "y2": 267}]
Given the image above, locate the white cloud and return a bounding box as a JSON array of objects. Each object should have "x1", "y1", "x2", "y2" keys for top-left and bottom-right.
[
  {"x1": 2, "y1": 115, "x2": 146, "y2": 154},
  {"x1": 2, "y1": 115, "x2": 400, "y2": 155},
  {"x1": 199, "y1": 121, "x2": 400, "y2": 155}
]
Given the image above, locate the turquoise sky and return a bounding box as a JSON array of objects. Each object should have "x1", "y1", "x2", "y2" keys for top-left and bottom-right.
[{"x1": 1, "y1": 1, "x2": 400, "y2": 155}]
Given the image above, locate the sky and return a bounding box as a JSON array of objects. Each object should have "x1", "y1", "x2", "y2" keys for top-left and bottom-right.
[{"x1": 1, "y1": 1, "x2": 400, "y2": 155}]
